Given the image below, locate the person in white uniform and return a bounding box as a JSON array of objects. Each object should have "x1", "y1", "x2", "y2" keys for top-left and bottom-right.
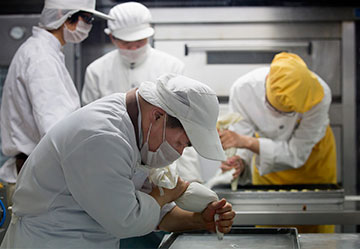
[
  {"x1": 0, "y1": 74, "x2": 235, "y2": 249},
  {"x1": 81, "y1": 2, "x2": 185, "y2": 106},
  {"x1": 219, "y1": 52, "x2": 336, "y2": 233},
  {"x1": 0, "y1": 0, "x2": 112, "y2": 204}
]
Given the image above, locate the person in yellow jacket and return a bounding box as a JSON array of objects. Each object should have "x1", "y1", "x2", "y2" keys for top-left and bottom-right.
[{"x1": 219, "y1": 52, "x2": 337, "y2": 233}]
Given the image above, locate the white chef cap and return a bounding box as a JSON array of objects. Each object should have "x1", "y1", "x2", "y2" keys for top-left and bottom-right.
[
  {"x1": 39, "y1": 0, "x2": 113, "y2": 30},
  {"x1": 139, "y1": 74, "x2": 226, "y2": 162},
  {"x1": 104, "y1": 2, "x2": 154, "y2": 42}
]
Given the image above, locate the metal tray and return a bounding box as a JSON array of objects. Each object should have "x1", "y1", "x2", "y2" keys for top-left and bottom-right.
[{"x1": 159, "y1": 227, "x2": 300, "y2": 249}]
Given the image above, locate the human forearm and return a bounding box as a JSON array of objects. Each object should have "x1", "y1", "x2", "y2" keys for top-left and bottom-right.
[
  {"x1": 244, "y1": 135, "x2": 259, "y2": 154},
  {"x1": 158, "y1": 206, "x2": 204, "y2": 232}
]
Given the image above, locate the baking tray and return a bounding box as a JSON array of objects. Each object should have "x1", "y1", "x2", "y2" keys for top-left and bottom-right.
[{"x1": 159, "y1": 227, "x2": 300, "y2": 249}]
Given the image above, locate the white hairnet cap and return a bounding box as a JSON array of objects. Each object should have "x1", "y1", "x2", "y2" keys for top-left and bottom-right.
[
  {"x1": 39, "y1": 0, "x2": 113, "y2": 30},
  {"x1": 139, "y1": 74, "x2": 226, "y2": 162},
  {"x1": 104, "y1": 2, "x2": 154, "y2": 41}
]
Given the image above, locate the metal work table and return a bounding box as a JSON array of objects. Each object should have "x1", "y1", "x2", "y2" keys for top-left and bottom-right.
[
  {"x1": 159, "y1": 233, "x2": 360, "y2": 249},
  {"x1": 299, "y1": 233, "x2": 360, "y2": 249},
  {"x1": 213, "y1": 184, "x2": 360, "y2": 226},
  {"x1": 233, "y1": 210, "x2": 360, "y2": 226}
]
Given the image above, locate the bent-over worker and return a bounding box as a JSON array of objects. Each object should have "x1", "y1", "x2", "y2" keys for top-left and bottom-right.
[
  {"x1": 0, "y1": 74, "x2": 235, "y2": 249},
  {"x1": 219, "y1": 52, "x2": 336, "y2": 233}
]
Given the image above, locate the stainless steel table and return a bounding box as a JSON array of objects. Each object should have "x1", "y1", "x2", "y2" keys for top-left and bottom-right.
[
  {"x1": 159, "y1": 233, "x2": 360, "y2": 249},
  {"x1": 299, "y1": 234, "x2": 360, "y2": 249},
  {"x1": 233, "y1": 210, "x2": 360, "y2": 225}
]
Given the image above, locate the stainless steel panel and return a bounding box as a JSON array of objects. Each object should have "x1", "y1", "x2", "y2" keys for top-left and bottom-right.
[
  {"x1": 217, "y1": 189, "x2": 344, "y2": 212},
  {"x1": 153, "y1": 23, "x2": 341, "y2": 40},
  {"x1": 151, "y1": 7, "x2": 356, "y2": 24},
  {"x1": 233, "y1": 210, "x2": 360, "y2": 226},
  {"x1": 155, "y1": 39, "x2": 341, "y2": 97},
  {"x1": 159, "y1": 228, "x2": 300, "y2": 249},
  {"x1": 341, "y1": 22, "x2": 356, "y2": 196},
  {"x1": 299, "y1": 234, "x2": 360, "y2": 249}
]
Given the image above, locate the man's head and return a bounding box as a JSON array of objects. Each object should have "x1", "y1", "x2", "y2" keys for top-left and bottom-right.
[
  {"x1": 104, "y1": 2, "x2": 154, "y2": 65},
  {"x1": 105, "y1": 2, "x2": 154, "y2": 43},
  {"x1": 39, "y1": 0, "x2": 112, "y2": 44},
  {"x1": 138, "y1": 74, "x2": 226, "y2": 163},
  {"x1": 266, "y1": 52, "x2": 324, "y2": 114}
]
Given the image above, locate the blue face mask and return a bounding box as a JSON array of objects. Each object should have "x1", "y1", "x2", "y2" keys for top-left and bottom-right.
[{"x1": 140, "y1": 115, "x2": 181, "y2": 168}]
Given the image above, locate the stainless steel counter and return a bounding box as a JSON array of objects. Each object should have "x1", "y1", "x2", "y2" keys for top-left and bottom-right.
[
  {"x1": 234, "y1": 210, "x2": 360, "y2": 225},
  {"x1": 159, "y1": 233, "x2": 360, "y2": 249},
  {"x1": 299, "y1": 234, "x2": 360, "y2": 249},
  {"x1": 214, "y1": 185, "x2": 360, "y2": 226}
]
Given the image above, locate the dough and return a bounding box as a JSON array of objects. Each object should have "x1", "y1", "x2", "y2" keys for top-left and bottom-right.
[{"x1": 175, "y1": 182, "x2": 219, "y2": 212}]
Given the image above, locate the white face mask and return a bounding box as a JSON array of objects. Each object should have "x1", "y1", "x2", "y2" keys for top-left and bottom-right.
[
  {"x1": 140, "y1": 115, "x2": 181, "y2": 168},
  {"x1": 63, "y1": 20, "x2": 92, "y2": 44},
  {"x1": 119, "y1": 44, "x2": 149, "y2": 66}
]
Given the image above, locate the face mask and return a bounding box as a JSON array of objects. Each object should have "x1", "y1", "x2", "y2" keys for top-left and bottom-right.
[
  {"x1": 63, "y1": 20, "x2": 92, "y2": 44},
  {"x1": 140, "y1": 115, "x2": 181, "y2": 168},
  {"x1": 118, "y1": 44, "x2": 149, "y2": 66}
]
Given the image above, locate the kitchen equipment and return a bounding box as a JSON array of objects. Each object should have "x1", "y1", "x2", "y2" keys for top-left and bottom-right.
[
  {"x1": 159, "y1": 227, "x2": 300, "y2": 249},
  {"x1": 211, "y1": 184, "x2": 360, "y2": 227},
  {"x1": 213, "y1": 184, "x2": 344, "y2": 212}
]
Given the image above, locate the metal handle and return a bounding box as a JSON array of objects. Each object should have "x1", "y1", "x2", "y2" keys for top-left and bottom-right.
[
  {"x1": 345, "y1": 195, "x2": 360, "y2": 201},
  {"x1": 184, "y1": 42, "x2": 312, "y2": 56}
]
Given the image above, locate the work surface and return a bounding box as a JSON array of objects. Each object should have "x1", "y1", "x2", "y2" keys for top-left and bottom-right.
[
  {"x1": 159, "y1": 233, "x2": 360, "y2": 249},
  {"x1": 299, "y1": 233, "x2": 360, "y2": 249}
]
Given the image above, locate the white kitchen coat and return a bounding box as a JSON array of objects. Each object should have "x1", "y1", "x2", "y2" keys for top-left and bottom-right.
[
  {"x1": 0, "y1": 93, "x2": 175, "y2": 249},
  {"x1": 229, "y1": 67, "x2": 331, "y2": 176},
  {"x1": 0, "y1": 26, "x2": 80, "y2": 183},
  {"x1": 81, "y1": 47, "x2": 185, "y2": 105}
]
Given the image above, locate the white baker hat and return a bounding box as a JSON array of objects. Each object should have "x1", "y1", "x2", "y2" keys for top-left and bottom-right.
[
  {"x1": 40, "y1": 0, "x2": 113, "y2": 30},
  {"x1": 139, "y1": 74, "x2": 226, "y2": 162},
  {"x1": 104, "y1": 2, "x2": 154, "y2": 42}
]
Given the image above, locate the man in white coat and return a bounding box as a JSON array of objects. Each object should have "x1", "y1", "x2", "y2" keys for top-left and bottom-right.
[
  {"x1": 0, "y1": 74, "x2": 235, "y2": 249},
  {"x1": 0, "y1": 0, "x2": 112, "y2": 204},
  {"x1": 81, "y1": 2, "x2": 185, "y2": 105}
]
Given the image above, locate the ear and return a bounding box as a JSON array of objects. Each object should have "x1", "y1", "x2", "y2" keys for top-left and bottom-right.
[
  {"x1": 109, "y1": 34, "x2": 116, "y2": 45},
  {"x1": 152, "y1": 108, "x2": 165, "y2": 121}
]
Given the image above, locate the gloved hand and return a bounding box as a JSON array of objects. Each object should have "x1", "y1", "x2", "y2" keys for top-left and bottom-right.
[
  {"x1": 201, "y1": 199, "x2": 235, "y2": 234},
  {"x1": 149, "y1": 177, "x2": 189, "y2": 207}
]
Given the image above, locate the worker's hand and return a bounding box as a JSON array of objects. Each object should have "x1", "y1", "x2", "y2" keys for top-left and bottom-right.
[
  {"x1": 219, "y1": 130, "x2": 248, "y2": 149},
  {"x1": 150, "y1": 177, "x2": 189, "y2": 207},
  {"x1": 201, "y1": 199, "x2": 235, "y2": 234},
  {"x1": 220, "y1": 155, "x2": 245, "y2": 179}
]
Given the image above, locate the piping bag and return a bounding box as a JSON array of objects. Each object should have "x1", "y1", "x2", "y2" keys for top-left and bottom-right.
[
  {"x1": 149, "y1": 165, "x2": 224, "y2": 240},
  {"x1": 216, "y1": 112, "x2": 243, "y2": 191}
]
